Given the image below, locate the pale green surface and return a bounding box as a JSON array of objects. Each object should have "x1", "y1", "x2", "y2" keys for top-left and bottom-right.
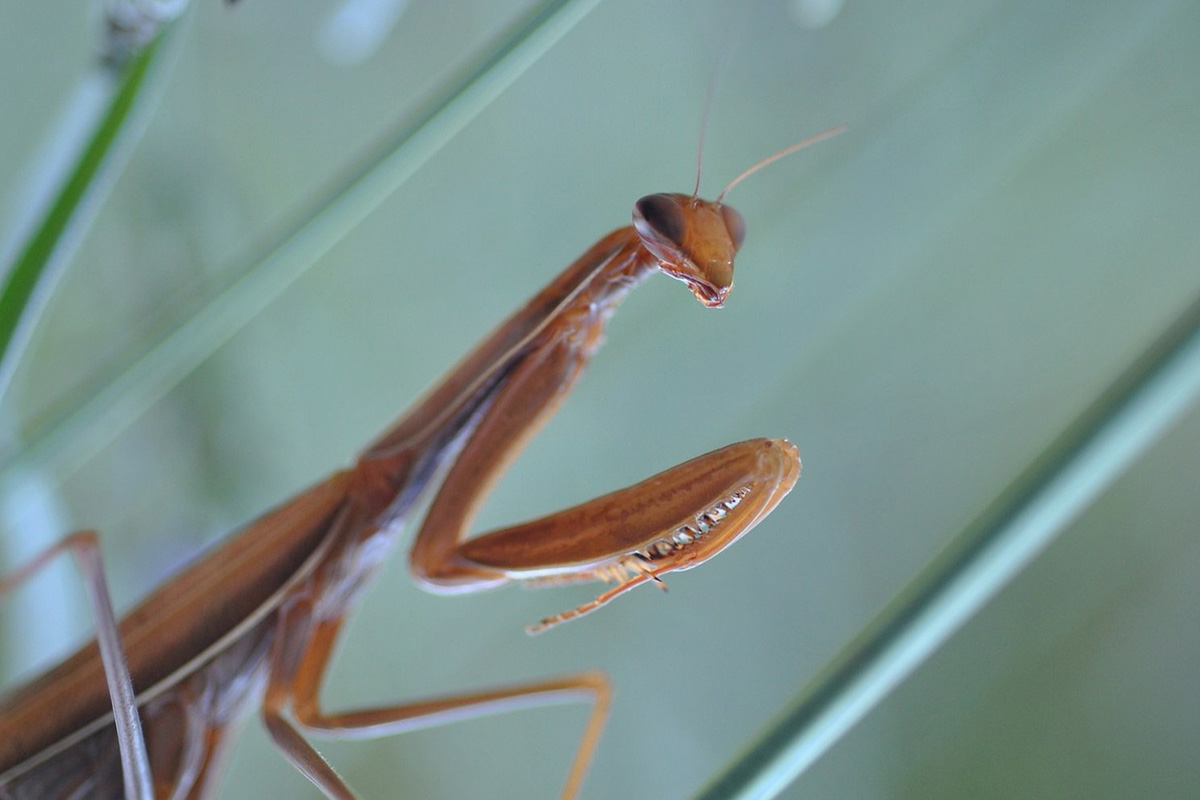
[{"x1": 1, "y1": 2, "x2": 1199, "y2": 800}]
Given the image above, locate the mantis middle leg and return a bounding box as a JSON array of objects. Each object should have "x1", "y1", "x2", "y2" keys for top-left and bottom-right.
[{"x1": 0, "y1": 530, "x2": 153, "y2": 800}]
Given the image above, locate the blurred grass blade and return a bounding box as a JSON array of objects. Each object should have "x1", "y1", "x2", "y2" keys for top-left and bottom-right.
[
  {"x1": 0, "y1": 36, "x2": 169, "y2": 404},
  {"x1": 1, "y1": 0, "x2": 600, "y2": 480},
  {"x1": 691, "y1": 290, "x2": 1200, "y2": 800}
]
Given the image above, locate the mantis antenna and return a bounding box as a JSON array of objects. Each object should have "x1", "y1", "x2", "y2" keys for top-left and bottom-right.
[{"x1": 718, "y1": 123, "x2": 847, "y2": 203}]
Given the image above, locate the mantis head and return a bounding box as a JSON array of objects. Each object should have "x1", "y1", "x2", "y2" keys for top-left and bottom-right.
[
  {"x1": 631, "y1": 123, "x2": 845, "y2": 310},
  {"x1": 633, "y1": 193, "x2": 745, "y2": 309}
]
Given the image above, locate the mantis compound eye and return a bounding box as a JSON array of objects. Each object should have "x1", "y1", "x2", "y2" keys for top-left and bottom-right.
[
  {"x1": 720, "y1": 204, "x2": 745, "y2": 250},
  {"x1": 633, "y1": 193, "x2": 687, "y2": 249}
]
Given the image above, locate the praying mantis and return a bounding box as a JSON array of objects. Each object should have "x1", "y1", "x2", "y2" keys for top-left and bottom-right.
[{"x1": 0, "y1": 119, "x2": 843, "y2": 797}]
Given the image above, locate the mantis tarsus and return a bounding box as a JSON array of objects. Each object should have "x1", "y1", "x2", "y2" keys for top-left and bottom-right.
[{"x1": 0, "y1": 125, "x2": 842, "y2": 799}]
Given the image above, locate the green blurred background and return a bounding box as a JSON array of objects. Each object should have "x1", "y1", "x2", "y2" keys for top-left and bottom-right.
[{"x1": 1, "y1": 1, "x2": 1198, "y2": 798}]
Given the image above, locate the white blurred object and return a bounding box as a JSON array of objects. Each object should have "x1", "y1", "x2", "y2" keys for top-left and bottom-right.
[
  {"x1": 0, "y1": 463, "x2": 82, "y2": 685},
  {"x1": 98, "y1": 0, "x2": 190, "y2": 63},
  {"x1": 789, "y1": 0, "x2": 844, "y2": 29},
  {"x1": 317, "y1": 0, "x2": 411, "y2": 66}
]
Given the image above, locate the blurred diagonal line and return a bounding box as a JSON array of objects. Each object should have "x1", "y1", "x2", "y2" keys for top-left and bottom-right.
[
  {"x1": 0, "y1": 0, "x2": 600, "y2": 480},
  {"x1": 0, "y1": 34, "x2": 173, "y2": 405},
  {"x1": 691, "y1": 286, "x2": 1200, "y2": 800}
]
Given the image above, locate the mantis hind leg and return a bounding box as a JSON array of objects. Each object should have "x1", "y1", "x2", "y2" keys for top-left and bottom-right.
[
  {"x1": 176, "y1": 723, "x2": 236, "y2": 800},
  {"x1": 0, "y1": 530, "x2": 154, "y2": 800},
  {"x1": 261, "y1": 599, "x2": 610, "y2": 800}
]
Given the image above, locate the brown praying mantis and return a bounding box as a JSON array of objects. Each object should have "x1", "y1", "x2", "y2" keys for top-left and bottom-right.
[{"x1": 0, "y1": 124, "x2": 843, "y2": 799}]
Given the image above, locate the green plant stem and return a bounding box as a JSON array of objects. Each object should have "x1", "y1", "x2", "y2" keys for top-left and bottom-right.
[
  {"x1": 0, "y1": 37, "x2": 167, "y2": 404},
  {"x1": 691, "y1": 289, "x2": 1200, "y2": 800},
  {"x1": 0, "y1": 0, "x2": 601, "y2": 483}
]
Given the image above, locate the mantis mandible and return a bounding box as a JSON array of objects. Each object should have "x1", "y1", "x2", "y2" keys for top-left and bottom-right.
[{"x1": 0, "y1": 124, "x2": 843, "y2": 799}]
